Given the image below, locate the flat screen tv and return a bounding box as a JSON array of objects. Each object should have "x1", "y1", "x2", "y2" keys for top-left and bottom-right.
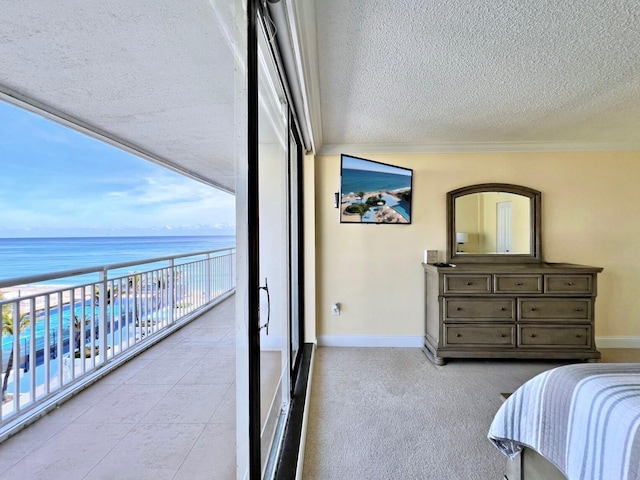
[{"x1": 339, "y1": 154, "x2": 413, "y2": 224}]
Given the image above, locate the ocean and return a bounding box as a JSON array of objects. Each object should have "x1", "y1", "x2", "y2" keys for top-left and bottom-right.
[
  {"x1": 0, "y1": 235, "x2": 236, "y2": 283},
  {"x1": 341, "y1": 168, "x2": 411, "y2": 195}
]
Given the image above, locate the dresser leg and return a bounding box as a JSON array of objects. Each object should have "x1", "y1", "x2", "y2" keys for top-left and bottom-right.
[{"x1": 422, "y1": 346, "x2": 446, "y2": 365}]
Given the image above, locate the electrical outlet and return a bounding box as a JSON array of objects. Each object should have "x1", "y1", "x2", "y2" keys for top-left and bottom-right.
[{"x1": 332, "y1": 303, "x2": 341, "y2": 316}]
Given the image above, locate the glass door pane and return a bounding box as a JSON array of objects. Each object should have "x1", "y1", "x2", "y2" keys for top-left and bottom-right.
[
  {"x1": 257, "y1": 23, "x2": 290, "y2": 475},
  {"x1": 289, "y1": 130, "x2": 301, "y2": 381}
]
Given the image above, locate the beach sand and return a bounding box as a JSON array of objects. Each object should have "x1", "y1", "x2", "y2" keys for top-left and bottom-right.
[{"x1": 1, "y1": 284, "x2": 91, "y2": 314}]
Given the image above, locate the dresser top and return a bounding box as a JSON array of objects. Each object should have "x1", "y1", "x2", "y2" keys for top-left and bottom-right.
[{"x1": 422, "y1": 262, "x2": 603, "y2": 274}]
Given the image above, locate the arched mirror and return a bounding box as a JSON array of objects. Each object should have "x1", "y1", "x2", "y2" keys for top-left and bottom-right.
[{"x1": 447, "y1": 183, "x2": 541, "y2": 264}]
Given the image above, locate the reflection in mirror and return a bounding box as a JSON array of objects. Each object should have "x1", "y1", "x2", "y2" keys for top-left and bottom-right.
[
  {"x1": 455, "y1": 192, "x2": 531, "y2": 254},
  {"x1": 447, "y1": 183, "x2": 541, "y2": 264}
]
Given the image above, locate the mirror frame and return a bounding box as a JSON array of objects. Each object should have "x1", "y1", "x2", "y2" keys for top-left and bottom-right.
[{"x1": 447, "y1": 183, "x2": 542, "y2": 264}]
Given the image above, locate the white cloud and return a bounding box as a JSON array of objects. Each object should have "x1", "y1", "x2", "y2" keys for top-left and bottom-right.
[
  {"x1": 0, "y1": 101, "x2": 236, "y2": 237},
  {"x1": 1, "y1": 170, "x2": 235, "y2": 236}
]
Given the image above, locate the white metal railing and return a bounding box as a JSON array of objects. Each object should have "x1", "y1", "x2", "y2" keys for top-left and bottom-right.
[{"x1": 0, "y1": 247, "x2": 235, "y2": 437}]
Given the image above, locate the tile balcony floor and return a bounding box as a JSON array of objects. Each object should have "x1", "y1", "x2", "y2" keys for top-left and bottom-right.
[{"x1": 0, "y1": 296, "x2": 237, "y2": 480}]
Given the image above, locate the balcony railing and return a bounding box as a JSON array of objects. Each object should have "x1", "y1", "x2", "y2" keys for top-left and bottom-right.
[{"x1": 0, "y1": 247, "x2": 236, "y2": 440}]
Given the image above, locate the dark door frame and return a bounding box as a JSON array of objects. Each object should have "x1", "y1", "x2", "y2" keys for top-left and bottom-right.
[
  {"x1": 247, "y1": 0, "x2": 262, "y2": 478},
  {"x1": 248, "y1": 1, "x2": 307, "y2": 477}
]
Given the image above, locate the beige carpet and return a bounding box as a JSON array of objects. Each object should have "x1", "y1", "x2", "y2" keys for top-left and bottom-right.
[{"x1": 303, "y1": 347, "x2": 640, "y2": 480}]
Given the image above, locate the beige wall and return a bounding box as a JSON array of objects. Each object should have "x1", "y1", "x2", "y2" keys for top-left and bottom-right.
[
  {"x1": 312, "y1": 151, "x2": 640, "y2": 342},
  {"x1": 303, "y1": 151, "x2": 317, "y2": 342}
]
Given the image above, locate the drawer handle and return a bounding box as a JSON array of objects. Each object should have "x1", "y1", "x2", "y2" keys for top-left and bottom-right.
[
  {"x1": 575, "y1": 334, "x2": 582, "y2": 338},
  {"x1": 529, "y1": 334, "x2": 537, "y2": 338},
  {"x1": 574, "y1": 308, "x2": 582, "y2": 312},
  {"x1": 500, "y1": 334, "x2": 506, "y2": 338},
  {"x1": 515, "y1": 282, "x2": 523, "y2": 286},
  {"x1": 500, "y1": 307, "x2": 506, "y2": 311},
  {"x1": 456, "y1": 333, "x2": 462, "y2": 337},
  {"x1": 566, "y1": 281, "x2": 574, "y2": 286},
  {"x1": 456, "y1": 307, "x2": 462, "y2": 311},
  {"x1": 530, "y1": 307, "x2": 536, "y2": 311},
  {"x1": 465, "y1": 281, "x2": 472, "y2": 286}
]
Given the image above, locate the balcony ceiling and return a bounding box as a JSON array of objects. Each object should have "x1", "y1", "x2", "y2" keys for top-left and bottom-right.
[
  {"x1": 0, "y1": 1, "x2": 237, "y2": 193},
  {"x1": 310, "y1": 0, "x2": 640, "y2": 153}
]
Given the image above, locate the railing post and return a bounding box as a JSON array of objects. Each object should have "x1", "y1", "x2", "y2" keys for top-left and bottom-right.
[
  {"x1": 11, "y1": 305, "x2": 20, "y2": 413},
  {"x1": 206, "y1": 253, "x2": 212, "y2": 303},
  {"x1": 99, "y1": 270, "x2": 108, "y2": 366},
  {"x1": 43, "y1": 294, "x2": 51, "y2": 396},
  {"x1": 230, "y1": 250, "x2": 236, "y2": 291},
  {"x1": 168, "y1": 259, "x2": 175, "y2": 324},
  {"x1": 28, "y1": 298, "x2": 36, "y2": 402}
]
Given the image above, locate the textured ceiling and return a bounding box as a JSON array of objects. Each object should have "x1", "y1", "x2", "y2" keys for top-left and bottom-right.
[
  {"x1": 3, "y1": 0, "x2": 639, "y2": 187},
  {"x1": 0, "y1": 1, "x2": 237, "y2": 192},
  {"x1": 313, "y1": 0, "x2": 640, "y2": 152}
]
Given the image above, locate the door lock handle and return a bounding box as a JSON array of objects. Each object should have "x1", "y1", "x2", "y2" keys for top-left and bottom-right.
[{"x1": 259, "y1": 278, "x2": 271, "y2": 335}]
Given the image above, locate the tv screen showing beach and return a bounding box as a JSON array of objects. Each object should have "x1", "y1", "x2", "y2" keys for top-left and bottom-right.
[{"x1": 340, "y1": 155, "x2": 412, "y2": 224}]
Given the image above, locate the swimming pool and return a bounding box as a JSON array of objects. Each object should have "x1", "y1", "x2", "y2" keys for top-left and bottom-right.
[
  {"x1": 1, "y1": 296, "x2": 163, "y2": 371},
  {"x1": 352, "y1": 194, "x2": 410, "y2": 222}
]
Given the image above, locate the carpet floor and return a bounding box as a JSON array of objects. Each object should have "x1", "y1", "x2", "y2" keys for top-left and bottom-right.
[{"x1": 302, "y1": 347, "x2": 640, "y2": 480}]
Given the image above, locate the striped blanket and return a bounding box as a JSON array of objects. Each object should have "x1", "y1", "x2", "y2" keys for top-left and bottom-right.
[{"x1": 488, "y1": 363, "x2": 640, "y2": 480}]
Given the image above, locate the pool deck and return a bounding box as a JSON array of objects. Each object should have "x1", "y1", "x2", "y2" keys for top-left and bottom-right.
[{"x1": 0, "y1": 296, "x2": 237, "y2": 480}]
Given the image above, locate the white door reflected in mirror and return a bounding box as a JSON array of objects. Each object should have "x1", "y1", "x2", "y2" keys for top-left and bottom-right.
[{"x1": 455, "y1": 192, "x2": 530, "y2": 254}]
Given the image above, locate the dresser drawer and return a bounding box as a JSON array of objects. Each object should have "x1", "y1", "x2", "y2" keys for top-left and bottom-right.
[
  {"x1": 519, "y1": 298, "x2": 591, "y2": 320},
  {"x1": 443, "y1": 275, "x2": 492, "y2": 294},
  {"x1": 494, "y1": 275, "x2": 542, "y2": 294},
  {"x1": 519, "y1": 325, "x2": 591, "y2": 348},
  {"x1": 545, "y1": 275, "x2": 594, "y2": 294},
  {"x1": 444, "y1": 298, "x2": 515, "y2": 321},
  {"x1": 444, "y1": 325, "x2": 515, "y2": 346}
]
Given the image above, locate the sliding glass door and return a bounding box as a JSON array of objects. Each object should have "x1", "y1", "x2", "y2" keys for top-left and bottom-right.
[
  {"x1": 239, "y1": 3, "x2": 304, "y2": 477},
  {"x1": 256, "y1": 20, "x2": 292, "y2": 477}
]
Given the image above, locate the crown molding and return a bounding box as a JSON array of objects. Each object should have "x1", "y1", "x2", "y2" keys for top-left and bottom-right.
[{"x1": 317, "y1": 141, "x2": 640, "y2": 156}]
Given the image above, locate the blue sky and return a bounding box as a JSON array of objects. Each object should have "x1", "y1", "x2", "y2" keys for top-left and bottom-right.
[{"x1": 0, "y1": 101, "x2": 235, "y2": 238}]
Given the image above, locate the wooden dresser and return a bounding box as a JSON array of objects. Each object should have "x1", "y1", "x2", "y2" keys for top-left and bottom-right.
[{"x1": 423, "y1": 262, "x2": 603, "y2": 365}]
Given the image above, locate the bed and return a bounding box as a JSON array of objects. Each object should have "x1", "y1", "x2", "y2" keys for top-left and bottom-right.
[{"x1": 488, "y1": 363, "x2": 640, "y2": 480}]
